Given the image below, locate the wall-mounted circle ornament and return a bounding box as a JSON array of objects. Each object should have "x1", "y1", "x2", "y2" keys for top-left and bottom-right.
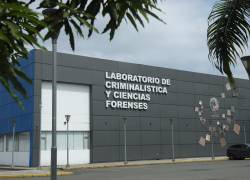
[
  {"x1": 209, "y1": 97, "x2": 219, "y2": 112},
  {"x1": 194, "y1": 82, "x2": 240, "y2": 148}
]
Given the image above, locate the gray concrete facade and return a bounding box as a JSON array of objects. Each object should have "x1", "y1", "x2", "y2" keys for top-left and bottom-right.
[{"x1": 32, "y1": 49, "x2": 250, "y2": 165}]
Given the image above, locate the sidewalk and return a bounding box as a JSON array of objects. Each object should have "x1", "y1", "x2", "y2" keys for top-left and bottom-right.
[
  {"x1": 0, "y1": 168, "x2": 72, "y2": 179},
  {"x1": 61, "y1": 156, "x2": 228, "y2": 170},
  {"x1": 0, "y1": 156, "x2": 228, "y2": 178}
]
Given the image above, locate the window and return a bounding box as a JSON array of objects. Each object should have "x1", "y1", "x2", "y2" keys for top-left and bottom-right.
[
  {"x1": 5, "y1": 132, "x2": 30, "y2": 152},
  {"x1": 57, "y1": 132, "x2": 67, "y2": 150},
  {"x1": 6, "y1": 134, "x2": 18, "y2": 152},
  {"x1": 41, "y1": 136, "x2": 46, "y2": 151},
  {"x1": 18, "y1": 133, "x2": 30, "y2": 152},
  {"x1": 83, "y1": 132, "x2": 90, "y2": 150},
  {"x1": 73, "y1": 132, "x2": 83, "y2": 150},
  {"x1": 41, "y1": 132, "x2": 51, "y2": 150},
  {"x1": 40, "y1": 131, "x2": 90, "y2": 150},
  {"x1": 68, "y1": 132, "x2": 74, "y2": 149}
]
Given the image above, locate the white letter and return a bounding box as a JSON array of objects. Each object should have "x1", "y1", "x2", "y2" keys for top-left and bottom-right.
[
  {"x1": 105, "y1": 91, "x2": 111, "y2": 98},
  {"x1": 106, "y1": 100, "x2": 111, "y2": 108},
  {"x1": 166, "y1": 79, "x2": 171, "y2": 86},
  {"x1": 105, "y1": 81, "x2": 111, "y2": 88},
  {"x1": 113, "y1": 91, "x2": 119, "y2": 99},
  {"x1": 163, "y1": 87, "x2": 168, "y2": 94},
  {"x1": 155, "y1": 78, "x2": 160, "y2": 84},
  {"x1": 161, "y1": 78, "x2": 166, "y2": 85},
  {"x1": 106, "y1": 72, "x2": 111, "y2": 79}
]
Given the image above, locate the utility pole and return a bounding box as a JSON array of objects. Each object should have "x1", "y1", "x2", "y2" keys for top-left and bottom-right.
[
  {"x1": 170, "y1": 119, "x2": 175, "y2": 162},
  {"x1": 64, "y1": 115, "x2": 71, "y2": 168},
  {"x1": 51, "y1": 34, "x2": 58, "y2": 180},
  {"x1": 11, "y1": 119, "x2": 16, "y2": 168},
  {"x1": 123, "y1": 117, "x2": 127, "y2": 164},
  {"x1": 243, "y1": 123, "x2": 247, "y2": 144},
  {"x1": 211, "y1": 132, "x2": 215, "y2": 160},
  {"x1": 42, "y1": 8, "x2": 60, "y2": 180}
]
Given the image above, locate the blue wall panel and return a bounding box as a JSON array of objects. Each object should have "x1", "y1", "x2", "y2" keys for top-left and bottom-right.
[{"x1": 0, "y1": 50, "x2": 35, "y2": 166}]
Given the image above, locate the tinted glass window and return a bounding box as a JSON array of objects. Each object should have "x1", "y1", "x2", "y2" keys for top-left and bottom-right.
[
  {"x1": 231, "y1": 145, "x2": 241, "y2": 148},
  {"x1": 231, "y1": 144, "x2": 248, "y2": 149},
  {"x1": 241, "y1": 144, "x2": 247, "y2": 148}
]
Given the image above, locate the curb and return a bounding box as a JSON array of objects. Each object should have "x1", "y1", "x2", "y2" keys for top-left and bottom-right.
[
  {"x1": 62, "y1": 156, "x2": 229, "y2": 170},
  {"x1": 0, "y1": 157, "x2": 231, "y2": 178},
  {"x1": 0, "y1": 167, "x2": 32, "y2": 171},
  {"x1": 0, "y1": 171, "x2": 73, "y2": 179}
]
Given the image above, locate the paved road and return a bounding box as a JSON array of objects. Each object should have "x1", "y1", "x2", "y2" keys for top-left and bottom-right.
[{"x1": 8, "y1": 160, "x2": 250, "y2": 180}]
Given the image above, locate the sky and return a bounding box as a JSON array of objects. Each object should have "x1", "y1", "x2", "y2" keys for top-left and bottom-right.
[{"x1": 41, "y1": 0, "x2": 249, "y2": 79}]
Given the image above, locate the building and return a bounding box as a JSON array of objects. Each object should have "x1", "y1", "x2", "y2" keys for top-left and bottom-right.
[{"x1": 0, "y1": 49, "x2": 249, "y2": 167}]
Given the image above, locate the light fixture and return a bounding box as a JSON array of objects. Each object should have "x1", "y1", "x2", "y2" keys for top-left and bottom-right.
[{"x1": 241, "y1": 56, "x2": 250, "y2": 78}]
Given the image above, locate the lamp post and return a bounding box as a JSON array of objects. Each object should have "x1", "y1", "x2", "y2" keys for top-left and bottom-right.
[
  {"x1": 241, "y1": 56, "x2": 250, "y2": 79},
  {"x1": 64, "y1": 115, "x2": 71, "y2": 168},
  {"x1": 11, "y1": 119, "x2": 16, "y2": 168},
  {"x1": 169, "y1": 119, "x2": 175, "y2": 162},
  {"x1": 243, "y1": 122, "x2": 247, "y2": 144},
  {"x1": 211, "y1": 132, "x2": 215, "y2": 160},
  {"x1": 123, "y1": 117, "x2": 127, "y2": 165},
  {"x1": 42, "y1": 8, "x2": 60, "y2": 180},
  {"x1": 241, "y1": 56, "x2": 250, "y2": 144}
]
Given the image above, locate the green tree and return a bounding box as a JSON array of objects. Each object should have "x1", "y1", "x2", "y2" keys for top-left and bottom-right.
[
  {"x1": 0, "y1": 1, "x2": 45, "y2": 107},
  {"x1": 207, "y1": 0, "x2": 250, "y2": 84},
  {"x1": 0, "y1": 0, "x2": 164, "y2": 106}
]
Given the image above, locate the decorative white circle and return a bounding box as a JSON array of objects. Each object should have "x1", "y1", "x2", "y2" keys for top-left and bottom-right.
[{"x1": 209, "y1": 97, "x2": 219, "y2": 112}]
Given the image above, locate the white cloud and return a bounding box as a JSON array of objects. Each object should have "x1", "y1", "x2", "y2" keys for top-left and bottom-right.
[{"x1": 41, "y1": 0, "x2": 249, "y2": 80}]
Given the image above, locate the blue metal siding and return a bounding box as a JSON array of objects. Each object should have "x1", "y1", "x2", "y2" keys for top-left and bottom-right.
[{"x1": 0, "y1": 50, "x2": 35, "y2": 166}]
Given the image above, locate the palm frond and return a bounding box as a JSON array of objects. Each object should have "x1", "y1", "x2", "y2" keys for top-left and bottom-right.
[{"x1": 207, "y1": 0, "x2": 250, "y2": 84}]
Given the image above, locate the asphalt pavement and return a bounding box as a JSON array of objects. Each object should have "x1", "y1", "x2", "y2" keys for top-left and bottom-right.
[{"x1": 5, "y1": 160, "x2": 250, "y2": 180}]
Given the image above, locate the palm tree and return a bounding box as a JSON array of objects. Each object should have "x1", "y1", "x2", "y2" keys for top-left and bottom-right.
[{"x1": 207, "y1": 0, "x2": 250, "y2": 84}]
